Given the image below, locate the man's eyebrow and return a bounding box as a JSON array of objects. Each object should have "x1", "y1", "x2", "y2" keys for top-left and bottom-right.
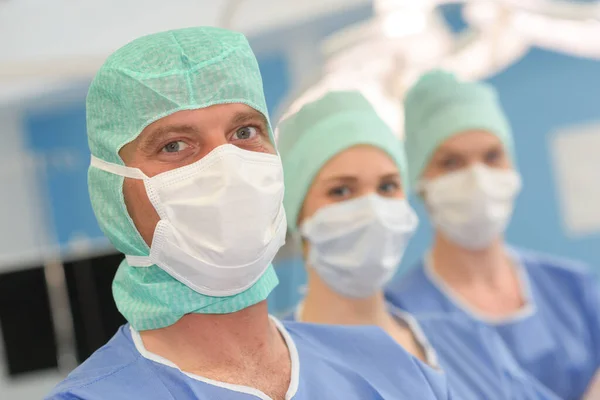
[
  {"x1": 138, "y1": 125, "x2": 200, "y2": 151},
  {"x1": 230, "y1": 110, "x2": 268, "y2": 127}
]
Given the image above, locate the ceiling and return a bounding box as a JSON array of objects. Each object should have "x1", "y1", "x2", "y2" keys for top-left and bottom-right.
[{"x1": 0, "y1": 0, "x2": 368, "y2": 104}]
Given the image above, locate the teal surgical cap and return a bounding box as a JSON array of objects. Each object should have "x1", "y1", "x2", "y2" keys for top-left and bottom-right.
[
  {"x1": 403, "y1": 70, "x2": 516, "y2": 189},
  {"x1": 277, "y1": 90, "x2": 408, "y2": 232},
  {"x1": 87, "y1": 27, "x2": 278, "y2": 331}
]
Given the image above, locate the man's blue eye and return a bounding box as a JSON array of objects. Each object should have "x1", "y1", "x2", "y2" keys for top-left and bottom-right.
[
  {"x1": 234, "y1": 126, "x2": 258, "y2": 140},
  {"x1": 162, "y1": 141, "x2": 188, "y2": 153}
]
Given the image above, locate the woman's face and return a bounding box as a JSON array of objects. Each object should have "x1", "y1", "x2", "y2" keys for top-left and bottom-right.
[
  {"x1": 299, "y1": 145, "x2": 404, "y2": 225},
  {"x1": 421, "y1": 130, "x2": 512, "y2": 181}
]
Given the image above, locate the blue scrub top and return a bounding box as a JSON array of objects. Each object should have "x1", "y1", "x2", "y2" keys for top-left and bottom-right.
[
  {"x1": 385, "y1": 247, "x2": 600, "y2": 400},
  {"x1": 46, "y1": 318, "x2": 451, "y2": 400},
  {"x1": 287, "y1": 306, "x2": 559, "y2": 399}
]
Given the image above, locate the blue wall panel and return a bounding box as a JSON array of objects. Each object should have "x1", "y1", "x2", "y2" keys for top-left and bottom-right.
[
  {"x1": 23, "y1": 105, "x2": 104, "y2": 250},
  {"x1": 258, "y1": 52, "x2": 291, "y2": 116}
]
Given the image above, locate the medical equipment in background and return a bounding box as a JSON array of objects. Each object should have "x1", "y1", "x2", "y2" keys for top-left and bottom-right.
[
  {"x1": 276, "y1": 0, "x2": 600, "y2": 136},
  {"x1": 1, "y1": 0, "x2": 598, "y2": 125}
]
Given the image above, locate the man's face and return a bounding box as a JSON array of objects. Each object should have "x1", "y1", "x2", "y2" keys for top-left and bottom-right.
[{"x1": 119, "y1": 103, "x2": 275, "y2": 246}]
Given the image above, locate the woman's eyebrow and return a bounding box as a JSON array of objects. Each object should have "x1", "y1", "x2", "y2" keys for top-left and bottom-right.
[
  {"x1": 380, "y1": 173, "x2": 400, "y2": 180},
  {"x1": 322, "y1": 175, "x2": 358, "y2": 184}
]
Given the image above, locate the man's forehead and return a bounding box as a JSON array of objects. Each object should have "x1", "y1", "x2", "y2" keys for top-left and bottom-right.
[
  {"x1": 137, "y1": 105, "x2": 267, "y2": 140},
  {"x1": 152, "y1": 104, "x2": 264, "y2": 128}
]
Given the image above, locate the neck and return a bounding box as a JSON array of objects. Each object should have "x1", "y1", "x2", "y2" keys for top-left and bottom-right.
[
  {"x1": 300, "y1": 268, "x2": 391, "y2": 326},
  {"x1": 430, "y1": 231, "x2": 512, "y2": 285},
  {"x1": 300, "y1": 266, "x2": 430, "y2": 364},
  {"x1": 139, "y1": 301, "x2": 282, "y2": 371}
]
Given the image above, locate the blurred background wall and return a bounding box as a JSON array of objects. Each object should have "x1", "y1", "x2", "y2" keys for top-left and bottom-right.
[{"x1": 0, "y1": 1, "x2": 599, "y2": 398}]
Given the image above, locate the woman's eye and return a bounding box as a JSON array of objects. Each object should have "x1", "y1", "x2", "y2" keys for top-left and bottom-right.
[
  {"x1": 234, "y1": 126, "x2": 258, "y2": 140},
  {"x1": 379, "y1": 182, "x2": 399, "y2": 194},
  {"x1": 484, "y1": 149, "x2": 502, "y2": 164},
  {"x1": 328, "y1": 186, "x2": 351, "y2": 198},
  {"x1": 439, "y1": 157, "x2": 462, "y2": 170},
  {"x1": 161, "y1": 141, "x2": 189, "y2": 153}
]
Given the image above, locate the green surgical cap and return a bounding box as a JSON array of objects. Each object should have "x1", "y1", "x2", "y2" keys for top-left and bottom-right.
[
  {"x1": 403, "y1": 70, "x2": 515, "y2": 189},
  {"x1": 87, "y1": 27, "x2": 278, "y2": 331},
  {"x1": 277, "y1": 90, "x2": 408, "y2": 232}
]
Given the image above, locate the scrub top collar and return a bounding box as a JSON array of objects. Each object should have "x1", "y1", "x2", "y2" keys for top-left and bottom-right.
[
  {"x1": 423, "y1": 248, "x2": 537, "y2": 325},
  {"x1": 386, "y1": 304, "x2": 440, "y2": 369},
  {"x1": 130, "y1": 316, "x2": 300, "y2": 400},
  {"x1": 294, "y1": 302, "x2": 439, "y2": 368}
]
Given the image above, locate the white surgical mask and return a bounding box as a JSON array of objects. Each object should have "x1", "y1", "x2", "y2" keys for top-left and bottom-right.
[
  {"x1": 300, "y1": 194, "x2": 418, "y2": 298},
  {"x1": 420, "y1": 164, "x2": 521, "y2": 250},
  {"x1": 91, "y1": 144, "x2": 287, "y2": 297}
]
